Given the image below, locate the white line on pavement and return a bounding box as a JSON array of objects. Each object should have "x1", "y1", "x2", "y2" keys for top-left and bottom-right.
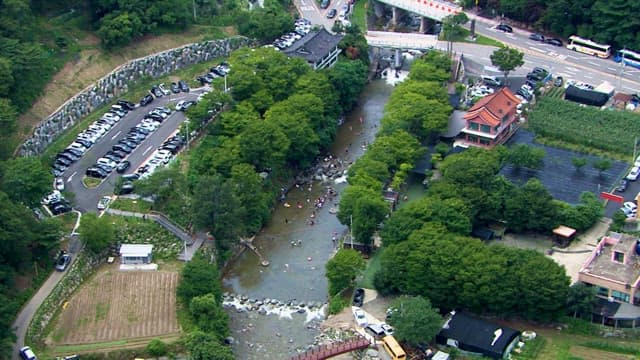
[
  {"x1": 607, "y1": 67, "x2": 618, "y2": 72},
  {"x1": 567, "y1": 55, "x2": 579, "y2": 60},
  {"x1": 530, "y1": 47, "x2": 546, "y2": 53},
  {"x1": 111, "y1": 130, "x2": 122, "y2": 140},
  {"x1": 67, "y1": 171, "x2": 77, "y2": 182},
  {"x1": 587, "y1": 61, "x2": 601, "y2": 67},
  {"x1": 583, "y1": 75, "x2": 594, "y2": 79},
  {"x1": 142, "y1": 146, "x2": 153, "y2": 156},
  {"x1": 623, "y1": 86, "x2": 640, "y2": 93}
]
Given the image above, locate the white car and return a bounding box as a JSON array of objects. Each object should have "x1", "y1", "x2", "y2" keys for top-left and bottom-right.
[
  {"x1": 96, "y1": 157, "x2": 117, "y2": 170},
  {"x1": 623, "y1": 201, "x2": 637, "y2": 213},
  {"x1": 352, "y1": 307, "x2": 368, "y2": 328},
  {"x1": 55, "y1": 178, "x2": 65, "y2": 191},
  {"x1": 97, "y1": 196, "x2": 111, "y2": 210},
  {"x1": 68, "y1": 142, "x2": 87, "y2": 153},
  {"x1": 42, "y1": 190, "x2": 62, "y2": 205},
  {"x1": 627, "y1": 166, "x2": 640, "y2": 181},
  {"x1": 381, "y1": 323, "x2": 394, "y2": 336}
]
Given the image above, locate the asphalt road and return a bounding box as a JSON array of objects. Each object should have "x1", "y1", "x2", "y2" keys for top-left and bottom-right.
[
  {"x1": 294, "y1": 0, "x2": 350, "y2": 30},
  {"x1": 63, "y1": 88, "x2": 207, "y2": 212}
]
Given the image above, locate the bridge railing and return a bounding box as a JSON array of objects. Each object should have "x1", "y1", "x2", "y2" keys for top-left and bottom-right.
[{"x1": 376, "y1": 0, "x2": 462, "y2": 21}]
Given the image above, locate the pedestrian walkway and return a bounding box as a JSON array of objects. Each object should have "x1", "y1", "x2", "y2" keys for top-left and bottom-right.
[
  {"x1": 105, "y1": 208, "x2": 206, "y2": 261},
  {"x1": 289, "y1": 336, "x2": 370, "y2": 360}
]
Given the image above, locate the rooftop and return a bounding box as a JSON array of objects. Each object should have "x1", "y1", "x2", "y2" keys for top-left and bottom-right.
[
  {"x1": 283, "y1": 28, "x2": 344, "y2": 64},
  {"x1": 119, "y1": 244, "x2": 153, "y2": 257},
  {"x1": 463, "y1": 88, "x2": 520, "y2": 127},
  {"x1": 580, "y1": 233, "x2": 640, "y2": 285}
]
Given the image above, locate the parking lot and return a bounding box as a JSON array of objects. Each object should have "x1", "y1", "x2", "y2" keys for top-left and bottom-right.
[{"x1": 58, "y1": 87, "x2": 207, "y2": 212}]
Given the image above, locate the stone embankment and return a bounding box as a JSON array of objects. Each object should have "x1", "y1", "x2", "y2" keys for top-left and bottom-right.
[{"x1": 19, "y1": 37, "x2": 252, "y2": 157}]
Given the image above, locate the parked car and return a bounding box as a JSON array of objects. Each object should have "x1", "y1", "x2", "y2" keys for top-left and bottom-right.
[
  {"x1": 481, "y1": 75, "x2": 502, "y2": 87},
  {"x1": 55, "y1": 178, "x2": 65, "y2": 191},
  {"x1": 116, "y1": 160, "x2": 131, "y2": 174},
  {"x1": 51, "y1": 202, "x2": 72, "y2": 215},
  {"x1": 496, "y1": 24, "x2": 513, "y2": 33},
  {"x1": 176, "y1": 100, "x2": 197, "y2": 111},
  {"x1": 365, "y1": 324, "x2": 386, "y2": 338},
  {"x1": 150, "y1": 86, "x2": 163, "y2": 98},
  {"x1": 170, "y1": 82, "x2": 181, "y2": 93},
  {"x1": 352, "y1": 288, "x2": 364, "y2": 307},
  {"x1": 117, "y1": 99, "x2": 136, "y2": 110},
  {"x1": 179, "y1": 80, "x2": 190, "y2": 92},
  {"x1": 320, "y1": 0, "x2": 330, "y2": 9},
  {"x1": 623, "y1": 201, "x2": 637, "y2": 213},
  {"x1": 627, "y1": 166, "x2": 640, "y2": 181},
  {"x1": 112, "y1": 144, "x2": 133, "y2": 154},
  {"x1": 554, "y1": 76, "x2": 564, "y2": 87},
  {"x1": 122, "y1": 173, "x2": 140, "y2": 181},
  {"x1": 158, "y1": 83, "x2": 171, "y2": 95},
  {"x1": 621, "y1": 207, "x2": 636, "y2": 219},
  {"x1": 19, "y1": 346, "x2": 37, "y2": 360},
  {"x1": 42, "y1": 190, "x2": 62, "y2": 205},
  {"x1": 197, "y1": 75, "x2": 213, "y2": 84},
  {"x1": 616, "y1": 179, "x2": 628, "y2": 192},
  {"x1": 352, "y1": 307, "x2": 368, "y2": 327},
  {"x1": 140, "y1": 94, "x2": 154, "y2": 106},
  {"x1": 327, "y1": 8, "x2": 337, "y2": 18},
  {"x1": 545, "y1": 38, "x2": 563, "y2": 46},
  {"x1": 529, "y1": 33, "x2": 544, "y2": 41},
  {"x1": 55, "y1": 253, "x2": 71, "y2": 271},
  {"x1": 118, "y1": 181, "x2": 135, "y2": 195},
  {"x1": 97, "y1": 196, "x2": 111, "y2": 210},
  {"x1": 381, "y1": 323, "x2": 394, "y2": 336}
]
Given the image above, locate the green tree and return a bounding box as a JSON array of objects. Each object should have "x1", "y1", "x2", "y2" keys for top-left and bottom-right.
[
  {"x1": 147, "y1": 338, "x2": 167, "y2": 357},
  {"x1": 237, "y1": 0, "x2": 293, "y2": 42},
  {"x1": 388, "y1": 296, "x2": 443, "y2": 347},
  {"x1": 0, "y1": 156, "x2": 52, "y2": 207},
  {"x1": 177, "y1": 253, "x2": 223, "y2": 304},
  {"x1": 490, "y1": 47, "x2": 525, "y2": 85},
  {"x1": 571, "y1": 157, "x2": 588, "y2": 172},
  {"x1": 442, "y1": 13, "x2": 469, "y2": 54},
  {"x1": 325, "y1": 249, "x2": 366, "y2": 296},
  {"x1": 352, "y1": 195, "x2": 388, "y2": 252},
  {"x1": 238, "y1": 120, "x2": 290, "y2": 171},
  {"x1": 337, "y1": 185, "x2": 382, "y2": 225},
  {"x1": 592, "y1": 158, "x2": 611, "y2": 176},
  {"x1": 504, "y1": 179, "x2": 558, "y2": 232},
  {"x1": 187, "y1": 330, "x2": 235, "y2": 360},
  {"x1": 97, "y1": 12, "x2": 141, "y2": 49},
  {"x1": 190, "y1": 293, "x2": 230, "y2": 336},
  {"x1": 566, "y1": 282, "x2": 597, "y2": 318},
  {"x1": 0, "y1": 57, "x2": 14, "y2": 97},
  {"x1": 78, "y1": 213, "x2": 114, "y2": 254},
  {"x1": 507, "y1": 144, "x2": 546, "y2": 170},
  {"x1": 327, "y1": 60, "x2": 368, "y2": 113},
  {"x1": 230, "y1": 163, "x2": 270, "y2": 234}
]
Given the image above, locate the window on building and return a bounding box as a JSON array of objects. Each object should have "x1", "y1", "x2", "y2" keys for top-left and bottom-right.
[
  {"x1": 479, "y1": 139, "x2": 490, "y2": 145},
  {"x1": 469, "y1": 122, "x2": 479, "y2": 130},
  {"x1": 613, "y1": 251, "x2": 625, "y2": 263},
  {"x1": 494, "y1": 125, "x2": 500, "y2": 132},
  {"x1": 480, "y1": 124, "x2": 491, "y2": 133},
  {"x1": 597, "y1": 286, "x2": 609, "y2": 297},
  {"x1": 612, "y1": 290, "x2": 630, "y2": 303},
  {"x1": 468, "y1": 135, "x2": 478, "y2": 143}
]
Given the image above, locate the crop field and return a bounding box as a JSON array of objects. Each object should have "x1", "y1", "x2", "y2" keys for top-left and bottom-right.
[
  {"x1": 51, "y1": 269, "x2": 180, "y2": 345},
  {"x1": 528, "y1": 97, "x2": 640, "y2": 156}
]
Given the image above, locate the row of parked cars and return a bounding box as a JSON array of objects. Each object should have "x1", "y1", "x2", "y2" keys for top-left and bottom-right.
[
  {"x1": 41, "y1": 190, "x2": 72, "y2": 215},
  {"x1": 52, "y1": 100, "x2": 137, "y2": 177},
  {"x1": 134, "y1": 134, "x2": 185, "y2": 180},
  {"x1": 197, "y1": 61, "x2": 231, "y2": 85},
  {"x1": 85, "y1": 106, "x2": 173, "y2": 179},
  {"x1": 269, "y1": 19, "x2": 311, "y2": 51},
  {"x1": 140, "y1": 80, "x2": 190, "y2": 106}
]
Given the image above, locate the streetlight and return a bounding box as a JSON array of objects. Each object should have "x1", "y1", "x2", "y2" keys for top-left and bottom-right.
[
  {"x1": 224, "y1": 74, "x2": 228, "y2": 93},
  {"x1": 184, "y1": 119, "x2": 190, "y2": 150}
]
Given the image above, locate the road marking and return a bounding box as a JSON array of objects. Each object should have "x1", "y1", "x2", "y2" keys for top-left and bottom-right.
[
  {"x1": 300, "y1": 5, "x2": 314, "y2": 11},
  {"x1": 530, "y1": 46, "x2": 546, "y2": 53},
  {"x1": 587, "y1": 61, "x2": 601, "y2": 67},
  {"x1": 565, "y1": 67, "x2": 578, "y2": 73},
  {"x1": 480, "y1": 57, "x2": 490, "y2": 62},
  {"x1": 607, "y1": 67, "x2": 618, "y2": 72},
  {"x1": 143, "y1": 145, "x2": 153, "y2": 156},
  {"x1": 111, "y1": 130, "x2": 122, "y2": 140},
  {"x1": 567, "y1": 55, "x2": 578, "y2": 60},
  {"x1": 67, "y1": 171, "x2": 77, "y2": 182},
  {"x1": 583, "y1": 75, "x2": 594, "y2": 79}
]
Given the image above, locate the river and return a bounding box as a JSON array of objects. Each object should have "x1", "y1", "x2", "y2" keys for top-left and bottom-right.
[{"x1": 222, "y1": 75, "x2": 399, "y2": 359}]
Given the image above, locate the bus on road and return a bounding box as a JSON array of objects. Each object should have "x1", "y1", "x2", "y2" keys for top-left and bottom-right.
[
  {"x1": 566, "y1": 35, "x2": 611, "y2": 58},
  {"x1": 614, "y1": 49, "x2": 640, "y2": 69}
]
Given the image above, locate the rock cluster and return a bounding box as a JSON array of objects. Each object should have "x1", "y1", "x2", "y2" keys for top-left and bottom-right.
[
  {"x1": 222, "y1": 292, "x2": 327, "y2": 316},
  {"x1": 19, "y1": 37, "x2": 252, "y2": 157}
]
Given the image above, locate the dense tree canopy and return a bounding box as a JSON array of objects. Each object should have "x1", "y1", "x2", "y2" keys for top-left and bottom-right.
[
  {"x1": 325, "y1": 249, "x2": 366, "y2": 296},
  {"x1": 388, "y1": 296, "x2": 443, "y2": 347}
]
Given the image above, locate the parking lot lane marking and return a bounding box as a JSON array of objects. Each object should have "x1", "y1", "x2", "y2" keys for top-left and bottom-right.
[
  {"x1": 67, "y1": 171, "x2": 77, "y2": 182},
  {"x1": 143, "y1": 145, "x2": 153, "y2": 156},
  {"x1": 111, "y1": 130, "x2": 122, "y2": 140},
  {"x1": 587, "y1": 61, "x2": 601, "y2": 67},
  {"x1": 583, "y1": 74, "x2": 594, "y2": 79},
  {"x1": 607, "y1": 67, "x2": 618, "y2": 72}
]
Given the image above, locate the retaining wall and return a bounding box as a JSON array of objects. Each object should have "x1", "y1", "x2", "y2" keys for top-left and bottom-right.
[{"x1": 19, "y1": 36, "x2": 252, "y2": 157}]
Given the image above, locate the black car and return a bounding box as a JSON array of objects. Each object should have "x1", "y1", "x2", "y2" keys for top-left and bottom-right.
[
  {"x1": 94, "y1": 163, "x2": 113, "y2": 174},
  {"x1": 118, "y1": 181, "x2": 135, "y2": 195},
  {"x1": 616, "y1": 179, "x2": 629, "y2": 192},
  {"x1": 86, "y1": 167, "x2": 108, "y2": 178},
  {"x1": 352, "y1": 288, "x2": 364, "y2": 307},
  {"x1": 58, "y1": 152, "x2": 79, "y2": 162},
  {"x1": 179, "y1": 80, "x2": 190, "y2": 92},
  {"x1": 197, "y1": 75, "x2": 213, "y2": 84},
  {"x1": 117, "y1": 99, "x2": 136, "y2": 110},
  {"x1": 529, "y1": 33, "x2": 544, "y2": 41},
  {"x1": 119, "y1": 139, "x2": 137, "y2": 149},
  {"x1": 145, "y1": 113, "x2": 164, "y2": 122},
  {"x1": 51, "y1": 203, "x2": 72, "y2": 215},
  {"x1": 55, "y1": 156, "x2": 73, "y2": 166},
  {"x1": 496, "y1": 24, "x2": 513, "y2": 33},
  {"x1": 545, "y1": 38, "x2": 563, "y2": 46},
  {"x1": 112, "y1": 144, "x2": 133, "y2": 154},
  {"x1": 103, "y1": 153, "x2": 122, "y2": 163},
  {"x1": 122, "y1": 173, "x2": 140, "y2": 181},
  {"x1": 124, "y1": 136, "x2": 142, "y2": 145},
  {"x1": 133, "y1": 126, "x2": 151, "y2": 135},
  {"x1": 320, "y1": 0, "x2": 330, "y2": 9},
  {"x1": 526, "y1": 72, "x2": 545, "y2": 81},
  {"x1": 116, "y1": 160, "x2": 131, "y2": 174},
  {"x1": 74, "y1": 139, "x2": 93, "y2": 148},
  {"x1": 55, "y1": 253, "x2": 71, "y2": 271},
  {"x1": 327, "y1": 8, "x2": 337, "y2": 18},
  {"x1": 106, "y1": 150, "x2": 126, "y2": 160},
  {"x1": 140, "y1": 94, "x2": 154, "y2": 106},
  {"x1": 161, "y1": 143, "x2": 180, "y2": 154},
  {"x1": 554, "y1": 76, "x2": 564, "y2": 87},
  {"x1": 137, "y1": 164, "x2": 150, "y2": 174},
  {"x1": 170, "y1": 82, "x2": 181, "y2": 93},
  {"x1": 52, "y1": 162, "x2": 67, "y2": 172}
]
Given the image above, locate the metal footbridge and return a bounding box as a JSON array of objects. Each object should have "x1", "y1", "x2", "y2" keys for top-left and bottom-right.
[{"x1": 377, "y1": 0, "x2": 462, "y2": 21}]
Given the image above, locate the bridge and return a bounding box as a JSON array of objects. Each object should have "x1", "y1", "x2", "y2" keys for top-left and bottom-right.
[
  {"x1": 377, "y1": 0, "x2": 462, "y2": 22},
  {"x1": 289, "y1": 336, "x2": 371, "y2": 360},
  {"x1": 366, "y1": 31, "x2": 439, "y2": 50}
]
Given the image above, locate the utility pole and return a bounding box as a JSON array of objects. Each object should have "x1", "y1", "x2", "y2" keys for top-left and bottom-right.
[
  {"x1": 350, "y1": 215, "x2": 354, "y2": 249},
  {"x1": 192, "y1": 0, "x2": 197, "y2": 21}
]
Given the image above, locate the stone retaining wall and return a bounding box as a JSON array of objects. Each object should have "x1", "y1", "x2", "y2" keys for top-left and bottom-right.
[{"x1": 19, "y1": 36, "x2": 252, "y2": 157}]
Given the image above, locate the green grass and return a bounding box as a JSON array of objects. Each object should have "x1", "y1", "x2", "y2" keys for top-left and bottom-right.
[
  {"x1": 359, "y1": 249, "x2": 382, "y2": 288},
  {"x1": 110, "y1": 198, "x2": 153, "y2": 213},
  {"x1": 512, "y1": 337, "x2": 546, "y2": 359},
  {"x1": 351, "y1": 0, "x2": 367, "y2": 31},
  {"x1": 82, "y1": 176, "x2": 101, "y2": 188},
  {"x1": 54, "y1": 340, "x2": 129, "y2": 353},
  {"x1": 446, "y1": 28, "x2": 504, "y2": 47},
  {"x1": 580, "y1": 341, "x2": 640, "y2": 356}
]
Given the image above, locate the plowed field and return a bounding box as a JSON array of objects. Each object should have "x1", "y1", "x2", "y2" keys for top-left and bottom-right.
[{"x1": 52, "y1": 270, "x2": 180, "y2": 345}]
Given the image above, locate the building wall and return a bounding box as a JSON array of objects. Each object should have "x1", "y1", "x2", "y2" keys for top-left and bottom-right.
[
  {"x1": 19, "y1": 37, "x2": 253, "y2": 157},
  {"x1": 579, "y1": 272, "x2": 636, "y2": 303}
]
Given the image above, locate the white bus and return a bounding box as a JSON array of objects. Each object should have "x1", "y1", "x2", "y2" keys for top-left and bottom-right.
[
  {"x1": 566, "y1": 35, "x2": 611, "y2": 58},
  {"x1": 614, "y1": 49, "x2": 640, "y2": 69}
]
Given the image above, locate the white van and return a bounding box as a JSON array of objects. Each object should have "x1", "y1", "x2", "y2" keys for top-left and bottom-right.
[{"x1": 481, "y1": 75, "x2": 502, "y2": 87}]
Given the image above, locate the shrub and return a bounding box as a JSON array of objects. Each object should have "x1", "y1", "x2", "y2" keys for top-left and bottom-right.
[
  {"x1": 147, "y1": 338, "x2": 167, "y2": 356},
  {"x1": 328, "y1": 293, "x2": 348, "y2": 315}
]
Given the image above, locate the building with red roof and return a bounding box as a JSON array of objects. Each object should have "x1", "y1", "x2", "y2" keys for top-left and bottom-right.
[{"x1": 460, "y1": 87, "x2": 521, "y2": 148}]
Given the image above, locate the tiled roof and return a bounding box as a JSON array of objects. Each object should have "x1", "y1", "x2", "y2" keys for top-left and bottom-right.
[
  {"x1": 463, "y1": 87, "x2": 520, "y2": 126},
  {"x1": 283, "y1": 28, "x2": 343, "y2": 64}
]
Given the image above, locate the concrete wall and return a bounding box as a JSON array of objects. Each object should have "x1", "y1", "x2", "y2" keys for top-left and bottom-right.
[{"x1": 19, "y1": 36, "x2": 252, "y2": 157}]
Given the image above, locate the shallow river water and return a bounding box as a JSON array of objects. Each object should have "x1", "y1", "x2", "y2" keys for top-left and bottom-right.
[{"x1": 222, "y1": 78, "x2": 396, "y2": 359}]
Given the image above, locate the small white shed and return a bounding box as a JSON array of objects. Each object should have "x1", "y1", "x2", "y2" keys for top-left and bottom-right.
[{"x1": 119, "y1": 244, "x2": 153, "y2": 265}]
